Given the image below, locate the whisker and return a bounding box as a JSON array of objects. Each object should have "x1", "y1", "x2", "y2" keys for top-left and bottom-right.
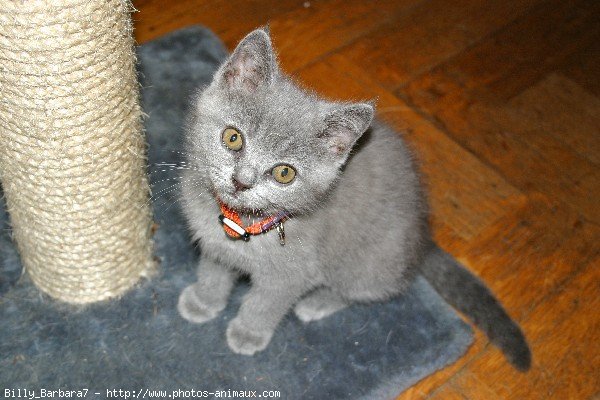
[
  {"x1": 148, "y1": 177, "x2": 204, "y2": 205},
  {"x1": 154, "y1": 180, "x2": 208, "y2": 215},
  {"x1": 149, "y1": 164, "x2": 203, "y2": 175}
]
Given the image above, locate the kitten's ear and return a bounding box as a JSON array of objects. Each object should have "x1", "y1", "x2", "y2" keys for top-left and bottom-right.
[
  {"x1": 320, "y1": 103, "x2": 374, "y2": 158},
  {"x1": 218, "y1": 28, "x2": 276, "y2": 92}
]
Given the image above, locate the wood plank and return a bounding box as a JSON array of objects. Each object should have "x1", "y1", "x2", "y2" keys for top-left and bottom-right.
[
  {"x1": 134, "y1": 0, "x2": 423, "y2": 69},
  {"x1": 505, "y1": 73, "x2": 600, "y2": 166},
  {"x1": 425, "y1": 383, "x2": 471, "y2": 400},
  {"x1": 400, "y1": 0, "x2": 600, "y2": 123},
  {"x1": 481, "y1": 0, "x2": 600, "y2": 102},
  {"x1": 559, "y1": 39, "x2": 600, "y2": 97},
  {"x1": 402, "y1": 0, "x2": 600, "y2": 101},
  {"x1": 454, "y1": 259, "x2": 600, "y2": 400},
  {"x1": 480, "y1": 78, "x2": 598, "y2": 223},
  {"x1": 458, "y1": 193, "x2": 599, "y2": 321},
  {"x1": 452, "y1": 368, "x2": 507, "y2": 400},
  {"x1": 403, "y1": 52, "x2": 600, "y2": 222},
  {"x1": 294, "y1": 54, "x2": 524, "y2": 243},
  {"x1": 268, "y1": 0, "x2": 423, "y2": 72},
  {"x1": 132, "y1": 0, "x2": 304, "y2": 46},
  {"x1": 337, "y1": 0, "x2": 542, "y2": 89}
]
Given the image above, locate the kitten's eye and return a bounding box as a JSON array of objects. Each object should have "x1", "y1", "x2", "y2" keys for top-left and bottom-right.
[
  {"x1": 222, "y1": 127, "x2": 243, "y2": 151},
  {"x1": 272, "y1": 164, "x2": 296, "y2": 184}
]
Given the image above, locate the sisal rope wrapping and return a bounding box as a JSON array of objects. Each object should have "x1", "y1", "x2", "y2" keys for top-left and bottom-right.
[{"x1": 0, "y1": 0, "x2": 155, "y2": 303}]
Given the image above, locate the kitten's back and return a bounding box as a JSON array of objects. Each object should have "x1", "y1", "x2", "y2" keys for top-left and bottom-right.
[{"x1": 314, "y1": 120, "x2": 428, "y2": 299}]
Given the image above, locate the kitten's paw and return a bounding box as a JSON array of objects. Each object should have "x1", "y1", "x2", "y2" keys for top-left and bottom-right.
[
  {"x1": 226, "y1": 318, "x2": 273, "y2": 355},
  {"x1": 177, "y1": 284, "x2": 225, "y2": 324},
  {"x1": 294, "y1": 289, "x2": 347, "y2": 322}
]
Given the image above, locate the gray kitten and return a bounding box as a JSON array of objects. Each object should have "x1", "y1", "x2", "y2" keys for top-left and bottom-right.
[{"x1": 177, "y1": 28, "x2": 531, "y2": 371}]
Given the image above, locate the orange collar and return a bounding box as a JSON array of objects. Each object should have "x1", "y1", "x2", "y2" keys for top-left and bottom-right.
[{"x1": 218, "y1": 200, "x2": 289, "y2": 244}]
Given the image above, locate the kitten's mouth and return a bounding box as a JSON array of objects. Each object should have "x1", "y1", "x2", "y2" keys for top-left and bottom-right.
[
  {"x1": 219, "y1": 198, "x2": 267, "y2": 220},
  {"x1": 212, "y1": 187, "x2": 265, "y2": 216},
  {"x1": 207, "y1": 176, "x2": 276, "y2": 215}
]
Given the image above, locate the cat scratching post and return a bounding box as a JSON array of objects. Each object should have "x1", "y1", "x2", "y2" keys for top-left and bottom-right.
[{"x1": 0, "y1": 0, "x2": 155, "y2": 303}]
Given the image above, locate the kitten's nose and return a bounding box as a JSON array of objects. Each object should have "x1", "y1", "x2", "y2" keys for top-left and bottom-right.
[
  {"x1": 232, "y1": 177, "x2": 251, "y2": 192},
  {"x1": 232, "y1": 166, "x2": 257, "y2": 192}
]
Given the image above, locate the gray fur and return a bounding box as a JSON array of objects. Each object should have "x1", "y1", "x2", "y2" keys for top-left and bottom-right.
[{"x1": 178, "y1": 28, "x2": 530, "y2": 369}]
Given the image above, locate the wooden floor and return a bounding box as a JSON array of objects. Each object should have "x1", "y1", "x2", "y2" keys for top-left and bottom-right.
[{"x1": 132, "y1": 1, "x2": 599, "y2": 399}]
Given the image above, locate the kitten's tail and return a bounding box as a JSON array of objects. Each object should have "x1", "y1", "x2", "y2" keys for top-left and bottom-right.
[{"x1": 419, "y1": 243, "x2": 532, "y2": 371}]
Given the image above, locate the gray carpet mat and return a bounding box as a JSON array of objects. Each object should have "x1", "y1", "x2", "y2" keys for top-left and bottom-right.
[{"x1": 0, "y1": 26, "x2": 472, "y2": 400}]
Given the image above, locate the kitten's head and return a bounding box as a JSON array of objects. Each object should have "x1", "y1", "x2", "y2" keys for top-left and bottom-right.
[{"x1": 186, "y1": 28, "x2": 374, "y2": 215}]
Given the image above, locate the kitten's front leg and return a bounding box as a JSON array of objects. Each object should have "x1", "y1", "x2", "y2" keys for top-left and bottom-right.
[
  {"x1": 226, "y1": 280, "x2": 306, "y2": 355},
  {"x1": 178, "y1": 256, "x2": 237, "y2": 324}
]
